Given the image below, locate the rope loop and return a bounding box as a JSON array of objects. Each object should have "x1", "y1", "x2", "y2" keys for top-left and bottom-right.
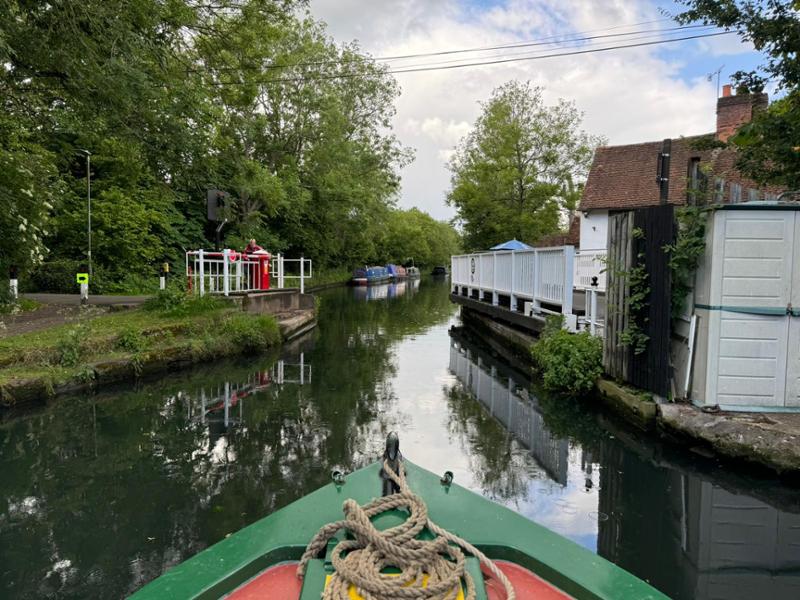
[{"x1": 297, "y1": 460, "x2": 516, "y2": 600}]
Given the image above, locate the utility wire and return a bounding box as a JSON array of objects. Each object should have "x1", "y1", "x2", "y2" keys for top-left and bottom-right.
[
  {"x1": 203, "y1": 30, "x2": 734, "y2": 85},
  {"x1": 196, "y1": 23, "x2": 715, "y2": 73},
  {"x1": 383, "y1": 27, "x2": 719, "y2": 71}
]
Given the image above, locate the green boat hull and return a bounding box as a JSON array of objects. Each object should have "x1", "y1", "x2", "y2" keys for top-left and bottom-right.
[{"x1": 131, "y1": 460, "x2": 667, "y2": 599}]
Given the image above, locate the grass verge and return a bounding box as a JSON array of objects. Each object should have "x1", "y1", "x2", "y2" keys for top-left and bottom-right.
[{"x1": 0, "y1": 291, "x2": 281, "y2": 401}]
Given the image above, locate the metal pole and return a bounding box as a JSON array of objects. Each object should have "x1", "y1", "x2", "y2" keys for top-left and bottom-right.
[
  {"x1": 199, "y1": 249, "x2": 205, "y2": 297},
  {"x1": 222, "y1": 249, "x2": 230, "y2": 296},
  {"x1": 87, "y1": 152, "x2": 92, "y2": 277},
  {"x1": 78, "y1": 150, "x2": 93, "y2": 276},
  {"x1": 300, "y1": 254, "x2": 305, "y2": 294}
]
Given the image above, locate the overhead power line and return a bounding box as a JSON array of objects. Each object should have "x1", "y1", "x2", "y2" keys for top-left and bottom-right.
[
  {"x1": 203, "y1": 30, "x2": 734, "y2": 85},
  {"x1": 197, "y1": 23, "x2": 716, "y2": 74}
]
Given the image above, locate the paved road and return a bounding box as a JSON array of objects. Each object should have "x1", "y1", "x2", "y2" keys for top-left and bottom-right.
[
  {"x1": 0, "y1": 294, "x2": 150, "y2": 338},
  {"x1": 22, "y1": 293, "x2": 149, "y2": 306}
]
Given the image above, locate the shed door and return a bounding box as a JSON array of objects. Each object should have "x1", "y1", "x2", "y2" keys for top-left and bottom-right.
[{"x1": 708, "y1": 210, "x2": 796, "y2": 408}]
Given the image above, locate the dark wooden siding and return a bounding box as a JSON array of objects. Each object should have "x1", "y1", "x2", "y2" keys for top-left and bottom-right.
[
  {"x1": 603, "y1": 205, "x2": 674, "y2": 397},
  {"x1": 603, "y1": 211, "x2": 634, "y2": 382},
  {"x1": 629, "y1": 205, "x2": 674, "y2": 396}
]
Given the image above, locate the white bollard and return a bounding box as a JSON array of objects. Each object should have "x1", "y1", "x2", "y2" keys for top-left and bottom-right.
[
  {"x1": 80, "y1": 282, "x2": 89, "y2": 305},
  {"x1": 9, "y1": 278, "x2": 18, "y2": 301},
  {"x1": 159, "y1": 276, "x2": 166, "y2": 290}
]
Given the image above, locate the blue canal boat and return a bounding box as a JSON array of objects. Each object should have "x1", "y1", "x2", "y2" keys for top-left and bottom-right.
[
  {"x1": 350, "y1": 266, "x2": 392, "y2": 286},
  {"x1": 386, "y1": 264, "x2": 408, "y2": 281}
]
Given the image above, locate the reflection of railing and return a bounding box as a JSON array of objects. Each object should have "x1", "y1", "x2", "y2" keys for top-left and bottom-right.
[
  {"x1": 448, "y1": 341, "x2": 569, "y2": 485},
  {"x1": 451, "y1": 247, "x2": 574, "y2": 316},
  {"x1": 180, "y1": 354, "x2": 312, "y2": 427}
]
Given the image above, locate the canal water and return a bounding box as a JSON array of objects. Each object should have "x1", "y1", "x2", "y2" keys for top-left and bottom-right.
[{"x1": 2, "y1": 278, "x2": 799, "y2": 599}]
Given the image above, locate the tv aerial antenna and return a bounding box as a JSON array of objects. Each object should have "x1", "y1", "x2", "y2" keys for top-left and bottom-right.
[{"x1": 707, "y1": 65, "x2": 724, "y2": 97}]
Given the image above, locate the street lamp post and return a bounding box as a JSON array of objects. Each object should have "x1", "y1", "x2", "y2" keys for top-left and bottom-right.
[{"x1": 79, "y1": 149, "x2": 92, "y2": 276}]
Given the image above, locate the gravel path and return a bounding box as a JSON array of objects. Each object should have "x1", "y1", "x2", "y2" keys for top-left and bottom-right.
[{"x1": 0, "y1": 294, "x2": 148, "y2": 338}]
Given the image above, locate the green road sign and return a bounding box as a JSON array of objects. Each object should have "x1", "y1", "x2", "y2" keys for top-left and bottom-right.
[{"x1": 76, "y1": 273, "x2": 89, "y2": 285}]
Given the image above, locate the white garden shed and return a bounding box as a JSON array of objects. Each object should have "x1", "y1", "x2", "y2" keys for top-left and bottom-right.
[{"x1": 689, "y1": 204, "x2": 800, "y2": 411}]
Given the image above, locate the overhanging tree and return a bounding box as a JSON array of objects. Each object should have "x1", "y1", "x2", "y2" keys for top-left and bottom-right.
[
  {"x1": 447, "y1": 81, "x2": 601, "y2": 251},
  {"x1": 672, "y1": 0, "x2": 800, "y2": 188}
]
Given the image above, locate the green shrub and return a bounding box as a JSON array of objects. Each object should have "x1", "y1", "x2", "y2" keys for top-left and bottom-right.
[
  {"x1": 144, "y1": 283, "x2": 226, "y2": 317},
  {"x1": 221, "y1": 314, "x2": 280, "y2": 353},
  {"x1": 115, "y1": 327, "x2": 147, "y2": 353},
  {"x1": 532, "y1": 320, "x2": 603, "y2": 396},
  {"x1": 144, "y1": 285, "x2": 188, "y2": 313},
  {"x1": 56, "y1": 326, "x2": 87, "y2": 367}
]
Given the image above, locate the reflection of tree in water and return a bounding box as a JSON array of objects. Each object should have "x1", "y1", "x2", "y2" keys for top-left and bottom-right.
[
  {"x1": 0, "y1": 279, "x2": 457, "y2": 599},
  {"x1": 443, "y1": 383, "x2": 541, "y2": 503}
]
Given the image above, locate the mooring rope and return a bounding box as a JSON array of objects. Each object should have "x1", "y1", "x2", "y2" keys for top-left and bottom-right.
[{"x1": 297, "y1": 460, "x2": 516, "y2": 600}]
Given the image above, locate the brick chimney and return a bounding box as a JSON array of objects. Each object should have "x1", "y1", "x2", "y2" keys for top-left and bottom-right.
[{"x1": 716, "y1": 84, "x2": 769, "y2": 142}]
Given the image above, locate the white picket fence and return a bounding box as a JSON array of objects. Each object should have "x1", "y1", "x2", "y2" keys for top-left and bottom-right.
[
  {"x1": 186, "y1": 250, "x2": 312, "y2": 296},
  {"x1": 451, "y1": 246, "x2": 575, "y2": 316}
]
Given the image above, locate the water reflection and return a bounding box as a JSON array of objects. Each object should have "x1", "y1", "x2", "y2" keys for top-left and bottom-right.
[
  {"x1": 1, "y1": 280, "x2": 799, "y2": 600},
  {"x1": 449, "y1": 337, "x2": 568, "y2": 484},
  {"x1": 351, "y1": 279, "x2": 420, "y2": 302},
  {"x1": 447, "y1": 325, "x2": 800, "y2": 600}
]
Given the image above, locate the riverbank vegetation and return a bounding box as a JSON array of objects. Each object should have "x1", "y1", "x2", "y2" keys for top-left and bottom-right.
[
  {"x1": 1, "y1": 1, "x2": 460, "y2": 297},
  {"x1": 0, "y1": 292, "x2": 280, "y2": 403},
  {"x1": 531, "y1": 317, "x2": 603, "y2": 396},
  {"x1": 447, "y1": 81, "x2": 602, "y2": 251}
]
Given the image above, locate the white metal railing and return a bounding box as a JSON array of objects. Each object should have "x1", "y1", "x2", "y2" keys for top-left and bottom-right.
[
  {"x1": 186, "y1": 250, "x2": 312, "y2": 296},
  {"x1": 451, "y1": 246, "x2": 574, "y2": 317},
  {"x1": 271, "y1": 255, "x2": 313, "y2": 293},
  {"x1": 574, "y1": 250, "x2": 607, "y2": 292}
]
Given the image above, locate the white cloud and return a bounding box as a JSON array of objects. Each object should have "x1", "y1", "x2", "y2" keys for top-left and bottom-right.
[{"x1": 310, "y1": 0, "x2": 754, "y2": 220}]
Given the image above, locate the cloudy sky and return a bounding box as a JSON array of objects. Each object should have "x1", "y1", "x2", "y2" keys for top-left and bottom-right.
[{"x1": 309, "y1": 0, "x2": 764, "y2": 220}]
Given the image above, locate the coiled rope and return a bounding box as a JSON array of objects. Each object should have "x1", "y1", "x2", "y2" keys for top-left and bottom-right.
[{"x1": 297, "y1": 460, "x2": 516, "y2": 600}]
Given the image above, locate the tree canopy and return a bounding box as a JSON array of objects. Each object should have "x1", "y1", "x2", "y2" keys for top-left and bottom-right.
[
  {"x1": 0, "y1": 0, "x2": 457, "y2": 291},
  {"x1": 672, "y1": 0, "x2": 800, "y2": 189},
  {"x1": 447, "y1": 81, "x2": 601, "y2": 252}
]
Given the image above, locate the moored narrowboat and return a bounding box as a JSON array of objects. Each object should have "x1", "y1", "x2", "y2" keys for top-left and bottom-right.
[
  {"x1": 386, "y1": 264, "x2": 407, "y2": 280},
  {"x1": 350, "y1": 266, "x2": 391, "y2": 286},
  {"x1": 406, "y1": 265, "x2": 421, "y2": 279},
  {"x1": 132, "y1": 434, "x2": 668, "y2": 600}
]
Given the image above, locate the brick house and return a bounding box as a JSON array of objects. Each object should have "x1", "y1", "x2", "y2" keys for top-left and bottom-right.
[{"x1": 577, "y1": 85, "x2": 783, "y2": 251}]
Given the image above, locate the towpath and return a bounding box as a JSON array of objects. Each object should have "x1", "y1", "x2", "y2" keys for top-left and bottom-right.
[{"x1": 0, "y1": 294, "x2": 149, "y2": 338}]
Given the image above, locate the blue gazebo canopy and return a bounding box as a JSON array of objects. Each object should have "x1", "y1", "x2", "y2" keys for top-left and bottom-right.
[{"x1": 490, "y1": 239, "x2": 533, "y2": 251}]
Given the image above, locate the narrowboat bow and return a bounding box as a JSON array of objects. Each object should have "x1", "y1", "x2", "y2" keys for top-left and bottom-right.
[{"x1": 131, "y1": 434, "x2": 666, "y2": 600}]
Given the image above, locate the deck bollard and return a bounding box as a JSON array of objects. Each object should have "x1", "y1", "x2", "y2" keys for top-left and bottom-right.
[{"x1": 8, "y1": 265, "x2": 18, "y2": 301}]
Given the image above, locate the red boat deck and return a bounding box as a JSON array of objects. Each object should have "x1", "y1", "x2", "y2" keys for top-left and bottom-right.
[{"x1": 227, "y1": 560, "x2": 572, "y2": 599}]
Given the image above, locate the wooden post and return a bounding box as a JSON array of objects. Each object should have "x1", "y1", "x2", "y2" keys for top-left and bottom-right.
[
  {"x1": 492, "y1": 253, "x2": 498, "y2": 305},
  {"x1": 510, "y1": 251, "x2": 517, "y2": 311},
  {"x1": 563, "y1": 245, "x2": 574, "y2": 317}
]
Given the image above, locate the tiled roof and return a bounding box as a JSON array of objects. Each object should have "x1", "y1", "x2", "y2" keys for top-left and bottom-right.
[
  {"x1": 538, "y1": 214, "x2": 580, "y2": 247},
  {"x1": 579, "y1": 135, "x2": 783, "y2": 211}
]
